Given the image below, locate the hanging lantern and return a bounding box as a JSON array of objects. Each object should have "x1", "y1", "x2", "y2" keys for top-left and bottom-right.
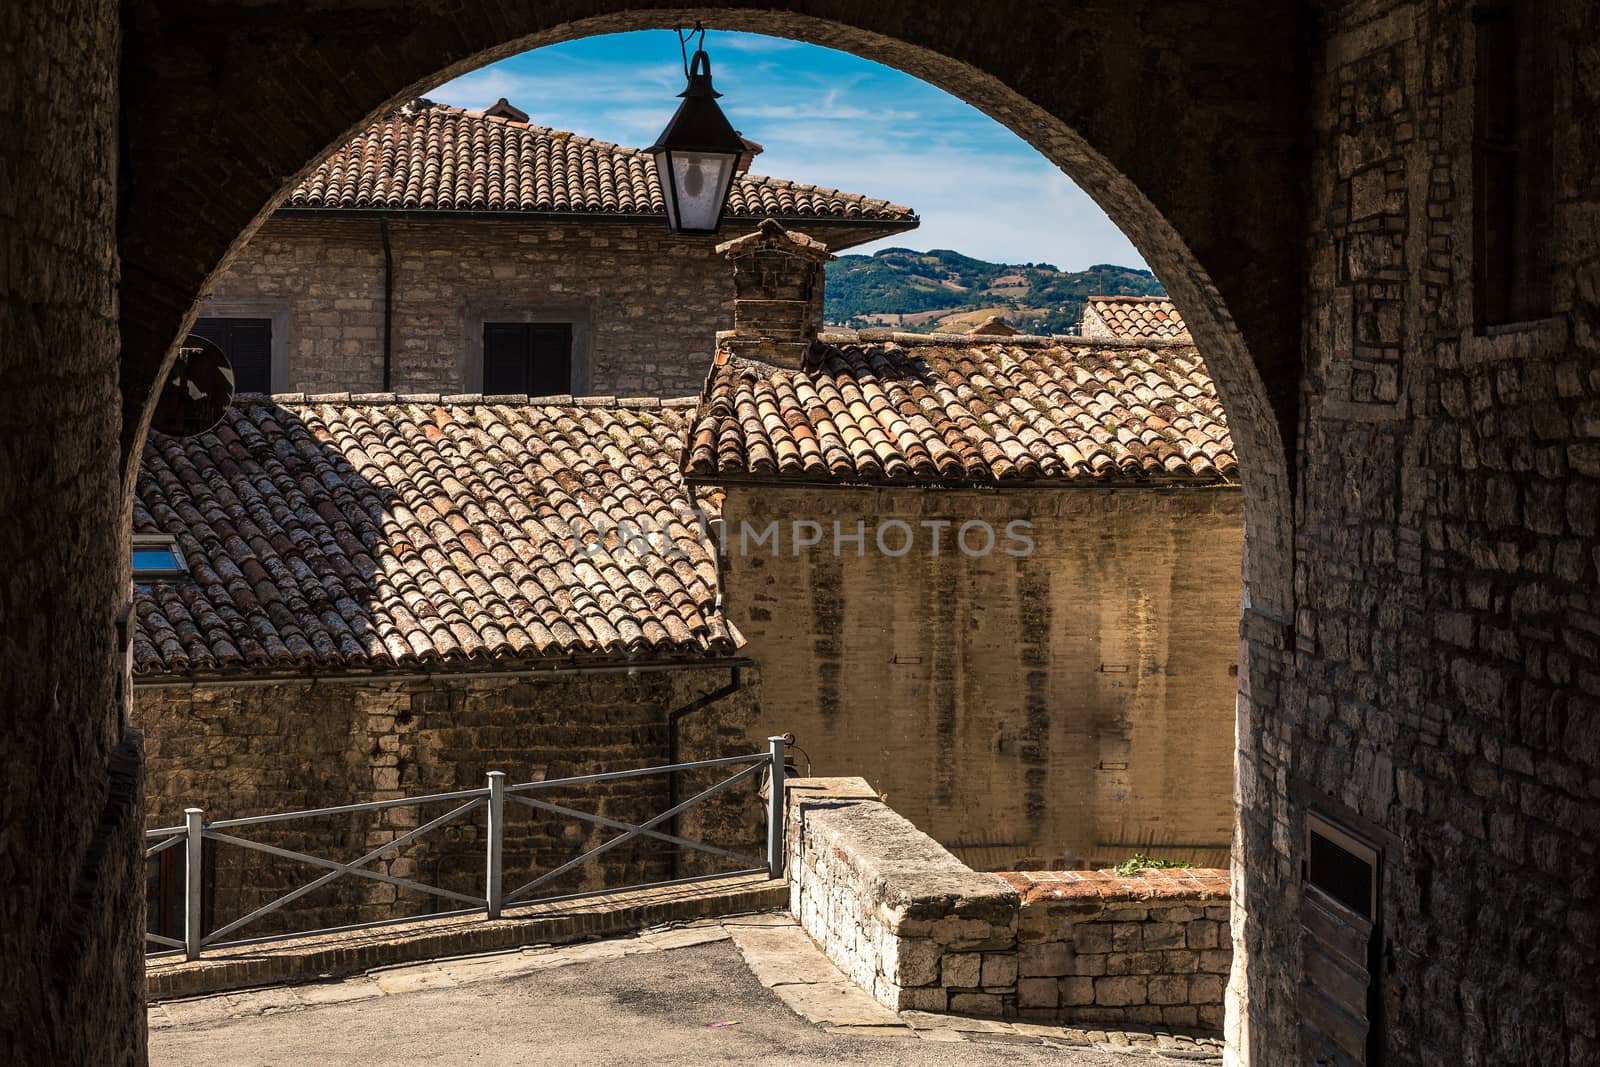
[{"x1": 650, "y1": 25, "x2": 746, "y2": 234}]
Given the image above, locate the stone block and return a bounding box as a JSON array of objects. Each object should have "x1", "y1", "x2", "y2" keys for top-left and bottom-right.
[
  {"x1": 1068, "y1": 952, "x2": 1107, "y2": 976},
  {"x1": 895, "y1": 986, "x2": 949, "y2": 1012},
  {"x1": 1198, "y1": 949, "x2": 1232, "y2": 974},
  {"x1": 1094, "y1": 976, "x2": 1148, "y2": 1007},
  {"x1": 1186, "y1": 922, "x2": 1220, "y2": 949},
  {"x1": 1141, "y1": 921, "x2": 1186, "y2": 949},
  {"x1": 1017, "y1": 976, "x2": 1059, "y2": 1009},
  {"x1": 1068, "y1": 924, "x2": 1115, "y2": 954},
  {"x1": 888, "y1": 937, "x2": 942, "y2": 987},
  {"x1": 948, "y1": 992, "x2": 1005, "y2": 1018},
  {"x1": 1110, "y1": 922, "x2": 1144, "y2": 950},
  {"x1": 941, "y1": 952, "x2": 982, "y2": 988},
  {"x1": 1019, "y1": 941, "x2": 1071, "y2": 977},
  {"x1": 1058, "y1": 976, "x2": 1096, "y2": 1006},
  {"x1": 980, "y1": 953, "x2": 1018, "y2": 988},
  {"x1": 1149, "y1": 907, "x2": 1201, "y2": 923},
  {"x1": 1190, "y1": 974, "x2": 1226, "y2": 1004},
  {"x1": 1148, "y1": 975, "x2": 1188, "y2": 1005},
  {"x1": 1162, "y1": 1005, "x2": 1199, "y2": 1028}
]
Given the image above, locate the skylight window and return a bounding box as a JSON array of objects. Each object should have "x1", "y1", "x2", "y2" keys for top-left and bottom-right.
[{"x1": 132, "y1": 533, "x2": 187, "y2": 581}]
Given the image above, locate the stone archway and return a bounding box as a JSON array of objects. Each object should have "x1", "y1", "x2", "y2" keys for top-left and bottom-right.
[{"x1": 26, "y1": 2, "x2": 1306, "y2": 1062}]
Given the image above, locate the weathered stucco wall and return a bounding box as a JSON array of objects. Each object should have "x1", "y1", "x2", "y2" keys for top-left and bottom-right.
[
  {"x1": 134, "y1": 666, "x2": 761, "y2": 939},
  {"x1": 722, "y1": 485, "x2": 1243, "y2": 871}
]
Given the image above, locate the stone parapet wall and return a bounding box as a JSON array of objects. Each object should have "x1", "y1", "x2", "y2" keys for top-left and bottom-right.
[
  {"x1": 1001, "y1": 869, "x2": 1230, "y2": 1030},
  {"x1": 784, "y1": 778, "x2": 1230, "y2": 1029}
]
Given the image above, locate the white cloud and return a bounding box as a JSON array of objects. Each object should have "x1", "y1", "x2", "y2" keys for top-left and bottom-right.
[{"x1": 425, "y1": 32, "x2": 1149, "y2": 271}]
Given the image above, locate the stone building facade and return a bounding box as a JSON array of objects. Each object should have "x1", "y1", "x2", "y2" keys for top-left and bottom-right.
[
  {"x1": 131, "y1": 394, "x2": 761, "y2": 941},
  {"x1": 200, "y1": 100, "x2": 915, "y2": 398},
  {"x1": 137, "y1": 667, "x2": 760, "y2": 939},
  {"x1": 684, "y1": 223, "x2": 1244, "y2": 872}
]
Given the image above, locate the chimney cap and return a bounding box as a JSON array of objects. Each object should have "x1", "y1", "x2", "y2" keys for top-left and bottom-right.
[
  {"x1": 483, "y1": 97, "x2": 530, "y2": 123},
  {"x1": 968, "y1": 314, "x2": 1020, "y2": 337},
  {"x1": 716, "y1": 218, "x2": 834, "y2": 263}
]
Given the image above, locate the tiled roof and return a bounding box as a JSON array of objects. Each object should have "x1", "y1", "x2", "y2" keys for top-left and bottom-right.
[
  {"x1": 683, "y1": 335, "x2": 1236, "y2": 486},
  {"x1": 134, "y1": 396, "x2": 735, "y2": 678},
  {"x1": 1082, "y1": 296, "x2": 1190, "y2": 341},
  {"x1": 286, "y1": 101, "x2": 916, "y2": 224}
]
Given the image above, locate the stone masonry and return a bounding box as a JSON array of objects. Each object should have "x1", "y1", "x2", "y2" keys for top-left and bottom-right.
[
  {"x1": 136, "y1": 668, "x2": 762, "y2": 940},
  {"x1": 205, "y1": 215, "x2": 888, "y2": 398},
  {"x1": 785, "y1": 778, "x2": 1231, "y2": 1029}
]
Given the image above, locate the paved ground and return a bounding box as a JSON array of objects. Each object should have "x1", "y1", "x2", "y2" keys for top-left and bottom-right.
[{"x1": 149, "y1": 915, "x2": 1223, "y2": 1065}]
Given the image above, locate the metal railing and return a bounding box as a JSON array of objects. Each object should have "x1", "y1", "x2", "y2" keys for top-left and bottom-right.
[{"x1": 145, "y1": 737, "x2": 788, "y2": 960}]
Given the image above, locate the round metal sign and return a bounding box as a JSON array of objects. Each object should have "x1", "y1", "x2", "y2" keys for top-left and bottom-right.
[{"x1": 152, "y1": 336, "x2": 236, "y2": 437}]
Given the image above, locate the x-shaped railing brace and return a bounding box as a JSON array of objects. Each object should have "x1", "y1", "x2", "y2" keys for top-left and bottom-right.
[
  {"x1": 201, "y1": 796, "x2": 487, "y2": 945},
  {"x1": 503, "y1": 760, "x2": 764, "y2": 904}
]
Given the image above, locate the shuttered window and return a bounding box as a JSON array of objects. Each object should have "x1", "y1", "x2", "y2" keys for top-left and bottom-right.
[
  {"x1": 190, "y1": 317, "x2": 273, "y2": 395},
  {"x1": 483, "y1": 322, "x2": 574, "y2": 396},
  {"x1": 1299, "y1": 815, "x2": 1382, "y2": 1067}
]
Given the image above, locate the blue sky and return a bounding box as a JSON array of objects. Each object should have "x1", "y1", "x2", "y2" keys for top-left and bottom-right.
[{"x1": 430, "y1": 30, "x2": 1146, "y2": 270}]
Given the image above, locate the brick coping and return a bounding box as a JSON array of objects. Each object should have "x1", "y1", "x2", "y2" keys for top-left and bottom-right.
[
  {"x1": 999, "y1": 868, "x2": 1230, "y2": 907},
  {"x1": 147, "y1": 873, "x2": 784, "y2": 1001}
]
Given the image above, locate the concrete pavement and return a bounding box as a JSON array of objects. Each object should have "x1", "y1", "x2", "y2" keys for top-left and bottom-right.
[{"x1": 148, "y1": 914, "x2": 1223, "y2": 1065}]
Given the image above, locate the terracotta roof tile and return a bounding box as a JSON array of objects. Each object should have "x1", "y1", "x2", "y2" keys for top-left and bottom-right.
[
  {"x1": 134, "y1": 397, "x2": 734, "y2": 678},
  {"x1": 1083, "y1": 296, "x2": 1190, "y2": 341},
  {"x1": 684, "y1": 338, "x2": 1236, "y2": 486},
  {"x1": 286, "y1": 101, "x2": 915, "y2": 224}
]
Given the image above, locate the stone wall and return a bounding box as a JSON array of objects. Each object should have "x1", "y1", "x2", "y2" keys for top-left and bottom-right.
[
  {"x1": 205, "y1": 216, "x2": 882, "y2": 398},
  {"x1": 724, "y1": 486, "x2": 1242, "y2": 871},
  {"x1": 0, "y1": 0, "x2": 148, "y2": 1062},
  {"x1": 1001, "y1": 869, "x2": 1231, "y2": 1030},
  {"x1": 135, "y1": 666, "x2": 761, "y2": 940},
  {"x1": 784, "y1": 778, "x2": 1230, "y2": 1028},
  {"x1": 1225, "y1": 2, "x2": 1600, "y2": 1063}
]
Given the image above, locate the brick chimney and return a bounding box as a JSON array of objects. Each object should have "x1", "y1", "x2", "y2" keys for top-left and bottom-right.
[{"x1": 716, "y1": 219, "x2": 833, "y2": 368}]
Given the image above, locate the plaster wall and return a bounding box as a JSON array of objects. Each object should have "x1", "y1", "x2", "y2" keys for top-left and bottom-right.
[{"x1": 720, "y1": 485, "x2": 1244, "y2": 872}]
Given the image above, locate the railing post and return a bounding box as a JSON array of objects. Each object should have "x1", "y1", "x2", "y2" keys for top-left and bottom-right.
[
  {"x1": 766, "y1": 737, "x2": 786, "y2": 879},
  {"x1": 184, "y1": 807, "x2": 204, "y2": 960},
  {"x1": 486, "y1": 771, "x2": 505, "y2": 919}
]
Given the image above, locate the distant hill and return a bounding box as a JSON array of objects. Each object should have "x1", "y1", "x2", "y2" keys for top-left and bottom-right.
[{"x1": 824, "y1": 248, "x2": 1165, "y2": 335}]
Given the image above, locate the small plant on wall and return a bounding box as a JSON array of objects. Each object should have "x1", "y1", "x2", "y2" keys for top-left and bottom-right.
[{"x1": 1112, "y1": 852, "x2": 1198, "y2": 876}]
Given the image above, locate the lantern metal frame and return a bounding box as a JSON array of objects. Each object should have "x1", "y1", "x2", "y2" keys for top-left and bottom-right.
[{"x1": 649, "y1": 24, "x2": 747, "y2": 235}]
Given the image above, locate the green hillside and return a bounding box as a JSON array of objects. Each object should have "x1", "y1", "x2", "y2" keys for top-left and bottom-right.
[{"x1": 824, "y1": 248, "x2": 1165, "y2": 335}]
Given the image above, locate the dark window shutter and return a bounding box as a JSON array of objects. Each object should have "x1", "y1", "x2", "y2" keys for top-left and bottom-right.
[
  {"x1": 526, "y1": 324, "x2": 573, "y2": 397},
  {"x1": 483, "y1": 323, "x2": 530, "y2": 394},
  {"x1": 483, "y1": 322, "x2": 573, "y2": 396},
  {"x1": 191, "y1": 317, "x2": 272, "y2": 395}
]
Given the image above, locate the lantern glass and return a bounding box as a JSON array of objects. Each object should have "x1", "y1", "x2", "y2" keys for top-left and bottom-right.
[{"x1": 655, "y1": 148, "x2": 738, "y2": 234}]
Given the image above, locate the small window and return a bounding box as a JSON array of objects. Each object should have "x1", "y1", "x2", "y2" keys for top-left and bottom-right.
[
  {"x1": 1473, "y1": 0, "x2": 1554, "y2": 328},
  {"x1": 1307, "y1": 818, "x2": 1378, "y2": 920},
  {"x1": 483, "y1": 322, "x2": 573, "y2": 396},
  {"x1": 190, "y1": 317, "x2": 273, "y2": 394},
  {"x1": 132, "y1": 533, "x2": 186, "y2": 581}
]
